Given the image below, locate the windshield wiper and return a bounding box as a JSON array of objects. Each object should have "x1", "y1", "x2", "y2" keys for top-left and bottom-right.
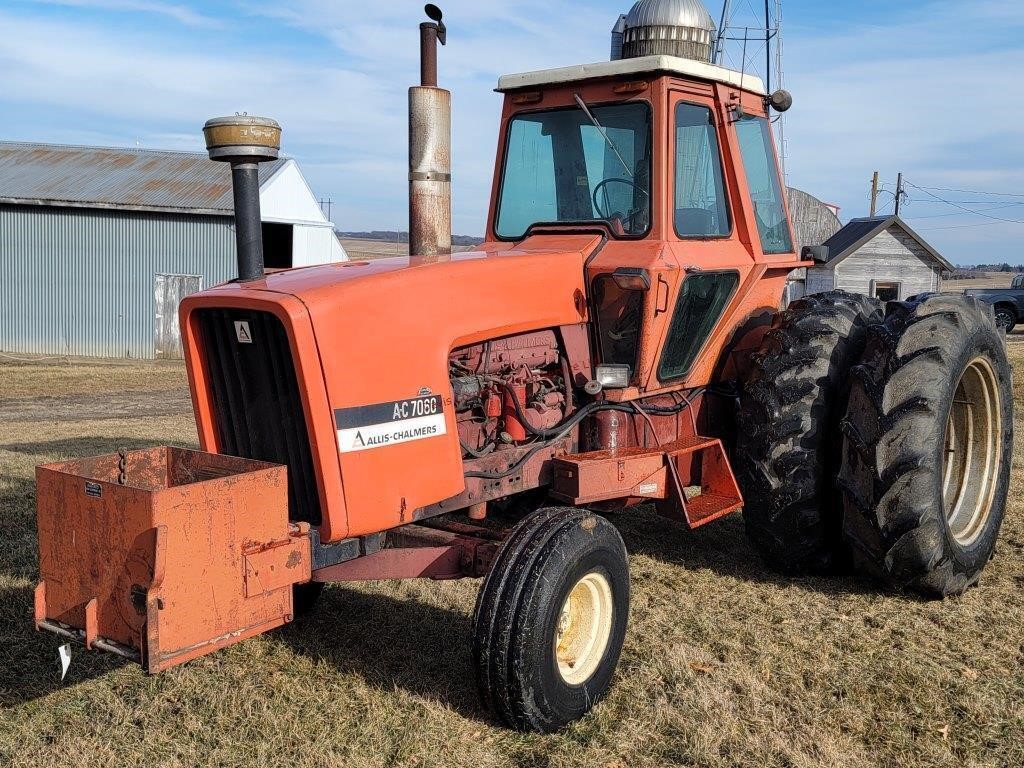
[{"x1": 573, "y1": 93, "x2": 634, "y2": 179}]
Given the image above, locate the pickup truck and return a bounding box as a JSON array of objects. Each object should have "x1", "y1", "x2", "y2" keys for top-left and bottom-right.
[{"x1": 965, "y1": 274, "x2": 1024, "y2": 332}]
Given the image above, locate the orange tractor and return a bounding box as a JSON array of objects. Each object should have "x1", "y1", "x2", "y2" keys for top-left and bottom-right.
[{"x1": 34, "y1": 1, "x2": 1013, "y2": 732}]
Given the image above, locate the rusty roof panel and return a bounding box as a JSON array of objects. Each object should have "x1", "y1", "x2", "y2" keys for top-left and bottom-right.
[{"x1": 0, "y1": 142, "x2": 286, "y2": 214}]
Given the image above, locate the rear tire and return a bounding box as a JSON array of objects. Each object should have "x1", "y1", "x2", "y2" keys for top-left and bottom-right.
[
  {"x1": 734, "y1": 291, "x2": 884, "y2": 573},
  {"x1": 993, "y1": 305, "x2": 1016, "y2": 333},
  {"x1": 839, "y1": 294, "x2": 1013, "y2": 597},
  {"x1": 472, "y1": 507, "x2": 630, "y2": 733}
]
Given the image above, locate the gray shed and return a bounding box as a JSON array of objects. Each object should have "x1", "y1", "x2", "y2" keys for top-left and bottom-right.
[
  {"x1": 806, "y1": 215, "x2": 954, "y2": 302},
  {"x1": 0, "y1": 142, "x2": 344, "y2": 360}
]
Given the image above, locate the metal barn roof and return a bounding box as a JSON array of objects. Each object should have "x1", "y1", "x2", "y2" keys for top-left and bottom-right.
[
  {"x1": 0, "y1": 142, "x2": 287, "y2": 216},
  {"x1": 820, "y1": 215, "x2": 955, "y2": 272}
]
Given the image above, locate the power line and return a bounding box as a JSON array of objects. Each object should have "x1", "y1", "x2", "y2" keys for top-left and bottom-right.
[
  {"x1": 907, "y1": 203, "x2": 1024, "y2": 220},
  {"x1": 914, "y1": 184, "x2": 1024, "y2": 199},
  {"x1": 904, "y1": 181, "x2": 1024, "y2": 225}
]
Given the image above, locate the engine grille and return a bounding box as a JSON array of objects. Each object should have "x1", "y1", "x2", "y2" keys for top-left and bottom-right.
[{"x1": 195, "y1": 308, "x2": 322, "y2": 525}]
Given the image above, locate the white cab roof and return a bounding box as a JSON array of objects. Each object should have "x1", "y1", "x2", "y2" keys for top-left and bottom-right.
[{"x1": 497, "y1": 55, "x2": 766, "y2": 96}]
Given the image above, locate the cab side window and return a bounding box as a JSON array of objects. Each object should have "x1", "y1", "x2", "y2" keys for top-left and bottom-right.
[
  {"x1": 593, "y1": 275, "x2": 644, "y2": 374},
  {"x1": 735, "y1": 116, "x2": 793, "y2": 254},
  {"x1": 675, "y1": 103, "x2": 731, "y2": 238},
  {"x1": 659, "y1": 272, "x2": 739, "y2": 381}
]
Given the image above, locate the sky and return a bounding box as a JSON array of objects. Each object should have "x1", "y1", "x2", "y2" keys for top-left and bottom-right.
[{"x1": 1, "y1": 0, "x2": 1023, "y2": 265}]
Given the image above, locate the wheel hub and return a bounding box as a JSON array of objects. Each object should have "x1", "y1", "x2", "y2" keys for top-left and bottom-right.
[
  {"x1": 942, "y1": 356, "x2": 1002, "y2": 547},
  {"x1": 554, "y1": 571, "x2": 614, "y2": 686}
]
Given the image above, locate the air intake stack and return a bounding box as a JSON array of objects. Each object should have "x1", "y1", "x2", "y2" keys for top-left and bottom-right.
[
  {"x1": 203, "y1": 115, "x2": 281, "y2": 282},
  {"x1": 616, "y1": 0, "x2": 717, "y2": 63}
]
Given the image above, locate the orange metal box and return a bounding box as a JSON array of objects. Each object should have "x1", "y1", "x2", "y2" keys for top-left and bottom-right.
[{"x1": 34, "y1": 447, "x2": 311, "y2": 673}]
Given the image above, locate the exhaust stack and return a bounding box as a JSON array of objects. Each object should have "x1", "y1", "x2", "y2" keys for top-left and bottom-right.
[
  {"x1": 409, "y1": 4, "x2": 452, "y2": 259},
  {"x1": 203, "y1": 115, "x2": 281, "y2": 282}
]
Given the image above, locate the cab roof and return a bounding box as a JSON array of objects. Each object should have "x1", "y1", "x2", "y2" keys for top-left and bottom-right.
[{"x1": 497, "y1": 55, "x2": 766, "y2": 96}]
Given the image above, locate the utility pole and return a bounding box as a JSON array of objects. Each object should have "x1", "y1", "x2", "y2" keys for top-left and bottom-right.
[
  {"x1": 870, "y1": 171, "x2": 880, "y2": 216},
  {"x1": 895, "y1": 172, "x2": 904, "y2": 216}
]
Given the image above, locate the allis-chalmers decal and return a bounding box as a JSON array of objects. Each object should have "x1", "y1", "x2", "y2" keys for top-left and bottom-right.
[{"x1": 335, "y1": 395, "x2": 447, "y2": 453}]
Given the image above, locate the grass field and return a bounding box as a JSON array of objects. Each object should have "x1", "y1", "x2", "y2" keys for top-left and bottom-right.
[
  {"x1": 341, "y1": 239, "x2": 477, "y2": 261},
  {"x1": 941, "y1": 273, "x2": 1015, "y2": 292},
  {"x1": 1, "y1": 351, "x2": 1023, "y2": 768}
]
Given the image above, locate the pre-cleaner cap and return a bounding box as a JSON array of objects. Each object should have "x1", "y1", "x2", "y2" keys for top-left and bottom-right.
[{"x1": 202, "y1": 115, "x2": 282, "y2": 162}]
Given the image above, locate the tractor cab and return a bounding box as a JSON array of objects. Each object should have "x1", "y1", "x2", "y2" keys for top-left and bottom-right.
[{"x1": 484, "y1": 52, "x2": 800, "y2": 399}]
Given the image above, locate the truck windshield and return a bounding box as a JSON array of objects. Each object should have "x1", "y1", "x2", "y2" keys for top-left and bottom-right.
[{"x1": 495, "y1": 102, "x2": 652, "y2": 239}]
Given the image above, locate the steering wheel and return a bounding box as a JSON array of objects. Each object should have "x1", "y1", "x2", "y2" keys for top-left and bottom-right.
[{"x1": 592, "y1": 177, "x2": 649, "y2": 225}]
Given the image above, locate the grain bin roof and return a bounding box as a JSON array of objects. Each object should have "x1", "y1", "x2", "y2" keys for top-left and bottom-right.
[
  {"x1": 0, "y1": 141, "x2": 287, "y2": 216},
  {"x1": 820, "y1": 215, "x2": 955, "y2": 272}
]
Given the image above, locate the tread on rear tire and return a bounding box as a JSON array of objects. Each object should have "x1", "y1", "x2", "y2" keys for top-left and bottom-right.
[
  {"x1": 839, "y1": 294, "x2": 1013, "y2": 597},
  {"x1": 734, "y1": 290, "x2": 884, "y2": 574},
  {"x1": 472, "y1": 507, "x2": 630, "y2": 733}
]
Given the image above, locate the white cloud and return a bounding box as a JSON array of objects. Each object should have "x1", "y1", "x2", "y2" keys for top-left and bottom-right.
[{"x1": 14, "y1": 0, "x2": 219, "y2": 27}]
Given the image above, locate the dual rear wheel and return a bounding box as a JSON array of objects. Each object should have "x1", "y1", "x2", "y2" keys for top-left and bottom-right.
[{"x1": 736, "y1": 291, "x2": 1013, "y2": 597}]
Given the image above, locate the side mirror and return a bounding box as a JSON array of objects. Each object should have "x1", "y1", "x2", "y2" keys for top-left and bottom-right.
[{"x1": 802, "y1": 245, "x2": 829, "y2": 264}]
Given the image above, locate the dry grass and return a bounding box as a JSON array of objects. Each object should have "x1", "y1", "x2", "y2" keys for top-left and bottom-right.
[
  {"x1": 2, "y1": 354, "x2": 1023, "y2": 768},
  {"x1": 941, "y1": 273, "x2": 1015, "y2": 292}
]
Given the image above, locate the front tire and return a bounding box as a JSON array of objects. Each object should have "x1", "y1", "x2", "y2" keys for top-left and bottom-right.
[
  {"x1": 839, "y1": 294, "x2": 1013, "y2": 597},
  {"x1": 734, "y1": 291, "x2": 883, "y2": 573},
  {"x1": 472, "y1": 507, "x2": 630, "y2": 733}
]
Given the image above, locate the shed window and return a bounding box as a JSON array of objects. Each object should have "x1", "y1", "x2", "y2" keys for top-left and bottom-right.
[
  {"x1": 659, "y1": 271, "x2": 739, "y2": 381},
  {"x1": 674, "y1": 103, "x2": 730, "y2": 237},
  {"x1": 735, "y1": 116, "x2": 793, "y2": 254},
  {"x1": 872, "y1": 281, "x2": 901, "y2": 302}
]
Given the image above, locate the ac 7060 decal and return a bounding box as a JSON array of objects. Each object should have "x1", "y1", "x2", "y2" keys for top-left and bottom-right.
[{"x1": 335, "y1": 395, "x2": 447, "y2": 453}]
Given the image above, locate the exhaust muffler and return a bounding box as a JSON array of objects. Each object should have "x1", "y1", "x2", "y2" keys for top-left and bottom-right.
[{"x1": 409, "y1": 4, "x2": 452, "y2": 259}]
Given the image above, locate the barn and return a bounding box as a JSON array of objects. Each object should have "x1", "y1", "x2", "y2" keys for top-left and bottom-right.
[
  {"x1": 784, "y1": 187, "x2": 843, "y2": 306},
  {"x1": 0, "y1": 142, "x2": 347, "y2": 360},
  {"x1": 806, "y1": 215, "x2": 954, "y2": 301}
]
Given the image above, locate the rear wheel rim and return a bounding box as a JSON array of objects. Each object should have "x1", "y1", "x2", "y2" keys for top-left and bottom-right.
[
  {"x1": 942, "y1": 356, "x2": 1002, "y2": 546},
  {"x1": 554, "y1": 571, "x2": 613, "y2": 685}
]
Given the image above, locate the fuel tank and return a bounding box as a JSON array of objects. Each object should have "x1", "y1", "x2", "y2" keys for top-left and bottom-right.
[{"x1": 180, "y1": 234, "x2": 602, "y2": 541}]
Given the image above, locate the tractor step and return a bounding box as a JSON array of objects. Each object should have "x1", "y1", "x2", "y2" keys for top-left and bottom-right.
[
  {"x1": 34, "y1": 447, "x2": 311, "y2": 673},
  {"x1": 551, "y1": 435, "x2": 743, "y2": 528}
]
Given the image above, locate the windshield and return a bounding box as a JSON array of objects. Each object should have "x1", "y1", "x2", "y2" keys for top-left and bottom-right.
[{"x1": 495, "y1": 102, "x2": 652, "y2": 239}]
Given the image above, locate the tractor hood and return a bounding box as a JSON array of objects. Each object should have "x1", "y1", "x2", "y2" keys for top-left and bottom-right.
[{"x1": 180, "y1": 233, "x2": 601, "y2": 541}]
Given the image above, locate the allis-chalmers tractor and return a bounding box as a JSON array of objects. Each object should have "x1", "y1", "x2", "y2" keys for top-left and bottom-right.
[{"x1": 34, "y1": 1, "x2": 1013, "y2": 733}]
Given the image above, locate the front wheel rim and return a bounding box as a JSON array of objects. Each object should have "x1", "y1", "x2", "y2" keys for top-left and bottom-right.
[
  {"x1": 942, "y1": 356, "x2": 1002, "y2": 547},
  {"x1": 554, "y1": 571, "x2": 614, "y2": 686}
]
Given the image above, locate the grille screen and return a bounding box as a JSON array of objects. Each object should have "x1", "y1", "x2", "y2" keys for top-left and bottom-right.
[{"x1": 195, "y1": 308, "x2": 322, "y2": 525}]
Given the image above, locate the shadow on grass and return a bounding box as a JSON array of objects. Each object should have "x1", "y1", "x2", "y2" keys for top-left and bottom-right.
[
  {"x1": 277, "y1": 586, "x2": 488, "y2": 722},
  {"x1": 0, "y1": 585, "x2": 127, "y2": 709},
  {"x1": 608, "y1": 504, "x2": 881, "y2": 597}
]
